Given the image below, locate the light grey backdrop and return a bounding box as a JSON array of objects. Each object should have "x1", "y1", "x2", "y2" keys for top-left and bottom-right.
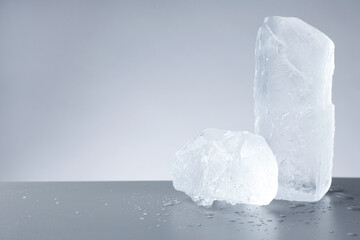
[{"x1": 0, "y1": 0, "x2": 359, "y2": 181}]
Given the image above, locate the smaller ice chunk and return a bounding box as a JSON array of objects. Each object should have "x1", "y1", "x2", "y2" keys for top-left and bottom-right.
[{"x1": 172, "y1": 129, "x2": 278, "y2": 206}]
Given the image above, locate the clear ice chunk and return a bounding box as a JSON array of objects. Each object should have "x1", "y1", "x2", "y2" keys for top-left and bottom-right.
[
  {"x1": 172, "y1": 129, "x2": 278, "y2": 206},
  {"x1": 254, "y1": 16, "x2": 335, "y2": 201}
]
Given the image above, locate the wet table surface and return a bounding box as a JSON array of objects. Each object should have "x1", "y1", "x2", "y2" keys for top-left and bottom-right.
[{"x1": 1, "y1": 178, "x2": 359, "y2": 240}]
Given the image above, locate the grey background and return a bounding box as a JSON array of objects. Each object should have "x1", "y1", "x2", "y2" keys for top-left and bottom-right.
[{"x1": 0, "y1": 0, "x2": 359, "y2": 181}]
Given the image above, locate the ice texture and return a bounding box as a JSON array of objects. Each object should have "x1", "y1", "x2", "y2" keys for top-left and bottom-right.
[
  {"x1": 254, "y1": 16, "x2": 335, "y2": 201},
  {"x1": 172, "y1": 129, "x2": 278, "y2": 206}
]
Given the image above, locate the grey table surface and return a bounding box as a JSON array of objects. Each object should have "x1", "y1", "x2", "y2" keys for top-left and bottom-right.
[{"x1": 1, "y1": 178, "x2": 359, "y2": 240}]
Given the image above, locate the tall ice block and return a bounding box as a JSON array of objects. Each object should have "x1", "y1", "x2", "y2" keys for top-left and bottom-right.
[{"x1": 254, "y1": 16, "x2": 335, "y2": 201}]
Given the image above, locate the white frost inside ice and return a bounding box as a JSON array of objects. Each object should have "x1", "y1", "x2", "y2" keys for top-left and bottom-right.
[{"x1": 172, "y1": 129, "x2": 278, "y2": 206}]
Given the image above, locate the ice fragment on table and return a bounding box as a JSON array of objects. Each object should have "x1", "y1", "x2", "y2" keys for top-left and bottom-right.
[
  {"x1": 254, "y1": 16, "x2": 335, "y2": 201},
  {"x1": 172, "y1": 129, "x2": 278, "y2": 206}
]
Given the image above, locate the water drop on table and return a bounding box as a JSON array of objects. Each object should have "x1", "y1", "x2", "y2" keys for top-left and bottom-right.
[
  {"x1": 347, "y1": 206, "x2": 360, "y2": 211},
  {"x1": 333, "y1": 193, "x2": 354, "y2": 200},
  {"x1": 290, "y1": 203, "x2": 306, "y2": 208},
  {"x1": 328, "y1": 186, "x2": 343, "y2": 193},
  {"x1": 163, "y1": 202, "x2": 174, "y2": 207},
  {"x1": 347, "y1": 233, "x2": 357, "y2": 237}
]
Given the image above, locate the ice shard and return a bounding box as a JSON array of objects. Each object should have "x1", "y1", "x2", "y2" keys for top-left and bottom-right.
[
  {"x1": 254, "y1": 16, "x2": 335, "y2": 201},
  {"x1": 172, "y1": 129, "x2": 278, "y2": 206}
]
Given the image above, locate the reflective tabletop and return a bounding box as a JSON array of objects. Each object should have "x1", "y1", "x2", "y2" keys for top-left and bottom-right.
[{"x1": 1, "y1": 178, "x2": 359, "y2": 240}]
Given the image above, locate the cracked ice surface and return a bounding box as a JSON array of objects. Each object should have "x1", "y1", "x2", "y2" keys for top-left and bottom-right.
[
  {"x1": 254, "y1": 16, "x2": 335, "y2": 201},
  {"x1": 172, "y1": 129, "x2": 278, "y2": 206}
]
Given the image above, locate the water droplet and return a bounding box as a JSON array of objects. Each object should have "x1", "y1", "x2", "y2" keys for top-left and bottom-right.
[
  {"x1": 197, "y1": 224, "x2": 202, "y2": 227},
  {"x1": 328, "y1": 186, "x2": 343, "y2": 193},
  {"x1": 289, "y1": 203, "x2": 306, "y2": 208},
  {"x1": 156, "y1": 224, "x2": 160, "y2": 227},
  {"x1": 140, "y1": 217, "x2": 144, "y2": 220},
  {"x1": 347, "y1": 233, "x2": 357, "y2": 237},
  {"x1": 55, "y1": 201, "x2": 60, "y2": 205},
  {"x1": 204, "y1": 212, "x2": 215, "y2": 217},
  {"x1": 156, "y1": 213, "x2": 161, "y2": 216},
  {"x1": 163, "y1": 220, "x2": 167, "y2": 223},
  {"x1": 75, "y1": 211, "x2": 79, "y2": 214},
  {"x1": 104, "y1": 203, "x2": 108, "y2": 206},
  {"x1": 333, "y1": 192, "x2": 354, "y2": 200},
  {"x1": 329, "y1": 230, "x2": 334, "y2": 234},
  {"x1": 163, "y1": 200, "x2": 180, "y2": 207},
  {"x1": 347, "y1": 206, "x2": 360, "y2": 211},
  {"x1": 22, "y1": 196, "x2": 27, "y2": 199},
  {"x1": 143, "y1": 213, "x2": 148, "y2": 216}
]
